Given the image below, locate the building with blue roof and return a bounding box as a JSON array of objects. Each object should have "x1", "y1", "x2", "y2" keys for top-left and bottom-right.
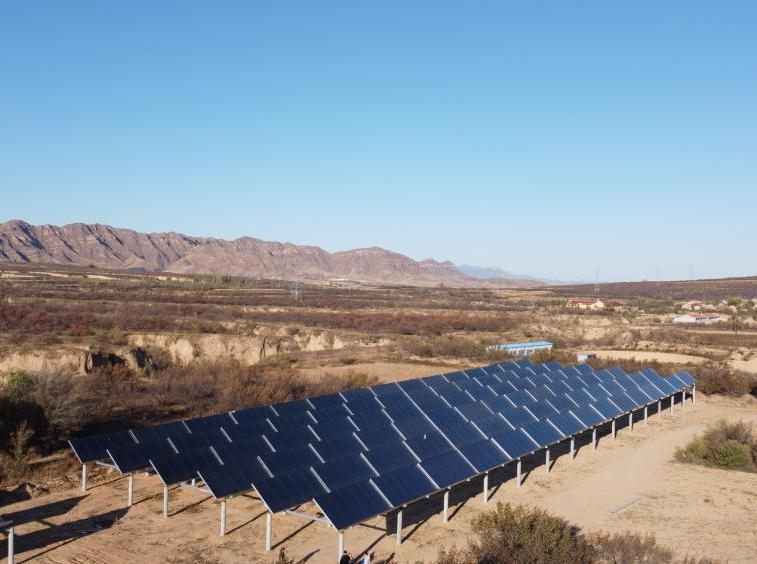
[{"x1": 489, "y1": 341, "x2": 554, "y2": 356}]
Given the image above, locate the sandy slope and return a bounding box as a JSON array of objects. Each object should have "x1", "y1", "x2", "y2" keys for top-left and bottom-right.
[{"x1": 2, "y1": 395, "x2": 756, "y2": 564}]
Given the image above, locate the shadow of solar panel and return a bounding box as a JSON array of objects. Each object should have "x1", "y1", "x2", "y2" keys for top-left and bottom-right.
[
  {"x1": 522, "y1": 400, "x2": 558, "y2": 420},
  {"x1": 500, "y1": 407, "x2": 537, "y2": 429},
  {"x1": 259, "y1": 446, "x2": 322, "y2": 475},
  {"x1": 570, "y1": 405, "x2": 604, "y2": 427},
  {"x1": 315, "y1": 480, "x2": 390, "y2": 531},
  {"x1": 309, "y1": 418, "x2": 356, "y2": 438},
  {"x1": 406, "y1": 431, "x2": 452, "y2": 460},
  {"x1": 566, "y1": 388, "x2": 594, "y2": 406},
  {"x1": 664, "y1": 375, "x2": 686, "y2": 391},
  {"x1": 546, "y1": 413, "x2": 584, "y2": 437},
  {"x1": 610, "y1": 393, "x2": 638, "y2": 411},
  {"x1": 470, "y1": 414, "x2": 512, "y2": 437},
  {"x1": 310, "y1": 433, "x2": 364, "y2": 460},
  {"x1": 419, "y1": 450, "x2": 474, "y2": 488},
  {"x1": 546, "y1": 395, "x2": 578, "y2": 412},
  {"x1": 199, "y1": 460, "x2": 266, "y2": 499},
  {"x1": 150, "y1": 447, "x2": 221, "y2": 485},
  {"x1": 491, "y1": 429, "x2": 537, "y2": 459},
  {"x1": 674, "y1": 371, "x2": 696, "y2": 386},
  {"x1": 459, "y1": 439, "x2": 510, "y2": 472},
  {"x1": 355, "y1": 426, "x2": 404, "y2": 450},
  {"x1": 254, "y1": 467, "x2": 327, "y2": 513},
  {"x1": 308, "y1": 393, "x2": 344, "y2": 410},
  {"x1": 438, "y1": 421, "x2": 485, "y2": 447},
  {"x1": 270, "y1": 412, "x2": 315, "y2": 429},
  {"x1": 364, "y1": 441, "x2": 418, "y2": 474},
  {"x1": 625, "y1": 387, "x2": 652, "y2": 404},
  {"x1": 455, "y1": 402, "x2": 493, "y2": 421},
  {"x1": 424, "y1": 407, "x2": 466, "y2": 428},
  {"x1": 592, "y1": 397, "x2": 623, "y2": 419},
  {"x1": 371, "y1": 464, "x2": 435, "y2": 506},
  {"x1": 528, "y1": 386, "x2": 557, "y2": 401},
  {"x1": 272, "y1": 399, "x2": 311, "y2": 415},
  {"x1": 232, "y1": 405, "x2": 274, "y2": 423},
  {"x1": 522, "y1": 420, "x2": 563, "y2": 447},
  {"x1": 69, "y1": 430, "x2": 136, "y2": 463},
  {"x1": 312, "y1": 454, "x2": 375, "y2": 491},
  {"x1": 393, "y1": 416, "x2": 437, "y2": 439}
]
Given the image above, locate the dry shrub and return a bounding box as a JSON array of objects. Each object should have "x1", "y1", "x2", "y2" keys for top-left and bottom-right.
[
  {"x1": 676, "y1": 419, "x2": 756, "y2": 472},
  {"x1": 402, "y1": 336, "x2": 488, "y2": 359},
  {"x1": 588, "y1": 530, "x2": 673, "y2": 563},
  {"x1": 693, "y1": 364, "x2": 757, "y2": 397}
]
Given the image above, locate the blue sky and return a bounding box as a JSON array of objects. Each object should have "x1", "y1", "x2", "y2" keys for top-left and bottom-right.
[{"x1": 2, "y1": 2, "x2": 755, "y2": 282}]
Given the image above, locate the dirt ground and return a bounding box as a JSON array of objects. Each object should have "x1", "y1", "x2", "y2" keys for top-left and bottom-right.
[
  {"x1": 2, "y1": 395, "x2": 756, "y2": 563},
  {"x1": 584, "y1": 350, "x2": 710, "y2": 365}
]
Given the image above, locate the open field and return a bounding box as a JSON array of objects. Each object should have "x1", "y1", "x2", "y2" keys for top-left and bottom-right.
[{"x1": 2, "y1": 395, "x2": 755, "y2": 563}]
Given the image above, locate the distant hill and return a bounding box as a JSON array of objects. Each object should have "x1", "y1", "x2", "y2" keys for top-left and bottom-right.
[
  {"x1": 457, "y1": 264, "x2": 570, "y2": 286},
  {"x1": 0, "y1": 220, "x2": 541, "y2": 288}
]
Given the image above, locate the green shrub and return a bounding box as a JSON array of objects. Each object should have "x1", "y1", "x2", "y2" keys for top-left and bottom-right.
[
  {"x1": 588, "y1": 530, "x2": 673, "y2": 563},
  {"x1": 709, "y1": 440, "x2": 751, "y2": 469},
  {"x1": 676, "y1": 419, "x2": 756, "y2": 472}
]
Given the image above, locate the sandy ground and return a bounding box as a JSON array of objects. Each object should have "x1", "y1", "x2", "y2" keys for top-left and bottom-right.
[
  {"x1": 2, "y1": 395, "x2": 756, "y2": 564},
  {"x1": 585, "y1": 350, "x2": 709, "y2": 365},
  {"x1": 731, "y1": 357, "x2": 757, "y2": 374}
]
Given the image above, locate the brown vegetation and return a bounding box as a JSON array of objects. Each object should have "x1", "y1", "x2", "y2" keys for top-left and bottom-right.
[{"x1": 676, "y1": 419, "x2": 757, "y2": 472}]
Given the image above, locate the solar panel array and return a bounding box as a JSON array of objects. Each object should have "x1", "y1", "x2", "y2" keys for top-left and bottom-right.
[{"x1": 69, "y1": 360, "x2": 695, "y2": 531}]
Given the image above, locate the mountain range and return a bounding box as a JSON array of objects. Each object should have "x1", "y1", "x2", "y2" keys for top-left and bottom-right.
[{"x1": 0, "y1": 220, "x2": 541, "y2": 288}]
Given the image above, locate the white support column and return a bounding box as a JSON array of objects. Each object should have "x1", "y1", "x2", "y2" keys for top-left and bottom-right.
[
  {"x1": 220, "y1": 500, "x2": 227, "y2": 536},
  {"x1": 338, "y1": 531, "x2": 345, "y2": 560},
  {"x1": 191, "y1": 478, "x2": 196, "y2": 488},
  {"x1": 127, "y1": 474, "x2": 134, "y2": 507},
  {"x1": 265, "y1": 512, "x2": 272, "y2": 551},
  {"x1": 628, "y1": 412, "x2": 633, "y2": 432},
  {"x1": 670, "y1": 395, "x2": 674, "y2": 415},
  {"x1": 396, "y1": 509, "x2": 403, "y2": 545},
  {"x1": 163, "y1": 485, "x2": 169, "y2": 518},
  {"x1": 592, "y1": 427, "x2": 597, "y2": 450},
  {"x1": 681, "y1": 390, "x2": 686, "y2": 409},
  {"x1": 693, "y1": 385, "x2": 697, "y2": 404},
  {"x1": 644, "y1": 405, "x2": 648, "y2": 425},
  {"x1": 611, "y1": 419, "x2": 616, "y2": 440},
  {"x1": 7, "y1": 526, "x2": 14, "y2": 564},
  {"x1": 545, "y1": 448, "x2": 550, "y2": 473},
  {"x1": 81, "y1": 463, "x2": 88, "y2": 493},
  {"x1": 516, "y1": 459, "x2": 522, "y2": 487},
  {"x1": 443, "y1": 490, "x2": 450, "y2": 523},
  {"x1": 570, "y1": 437, "x2": 575, "y2": 460},
  {"x1": 658, "y1": 400, "x2": 662, "y2": 421},
  {"x1": 482, "y1": 473, "x2": 489, "y2": 503}
]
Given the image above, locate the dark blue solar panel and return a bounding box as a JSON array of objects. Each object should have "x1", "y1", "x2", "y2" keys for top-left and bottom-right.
[
  {"x1": 315, "y1": 480, "x2": 390, "y2": 531},
  {"x1": 343, "y1": 396, "x2": 384, "y2": 414},
  {"x1": 264, "y1": 427, "x2": 317, "y2": 451},
  {"x1": 425, "y1": 407, "x2": 467, "y2": 428},
  {"x1": 504, "y1": 390, "x2": 535, "y2": 406},
  {"x1": 455, "y1": 402, "x2": 493, "y2": 421},
  {"x1": 355, "y1": 426, "x2": 404, "y2": 450},
  {"x1": 69, "y1": 430, "x2": 136, "y2": 463},
  {"x1": 599, "y1": 380, "x2": 627, "y2": 396},
  {"x1": 108, "y1": 441, "x2": 164, "y2": 473},
  {"x1": 341, "y1": 387, "x2": 376, "y2": 402},
  {"x1": 413, "y1": 395, "x2": 449, "y2": 412},
  {"x1": 491, "y1": 429, "x2": 536, "y2": 459},
  {"x1": 570, "y1": 405, "x2": 604, "y2": 427},
  {"x1": 393, "y1": 416, "x2": 437, "y2": 439},
  {"x1": 506, "y1": 379, "x2": 534, "y2": 393},
  {"x1": 259, "y1": 446, "x2": 321, "y2": 475},
  {"x1": 585, "y1": 384, "x2": 611, "y2": 399},
  {"x1": 674, "y1": 371, "x2": 696, "y2": 386},
  {"x1": 312, "y1": 454, "x2": 375, "y2": 490},
  {"x1": 438, "y1": 389, "x2": 475, "y2": 407},
  {"x1": 185, "y1": 414, "x2": 234, "y2": 432},
  {"x1": 406, "y1": 432, "x2": 453, "y2": 460},
  {"x1": 500, "y1": 407, "x2": 537, "y2": 429},
  {"x1": 398, "y1": 379, "x2": 428, "y2": 392},
  {"x1": 213, "y1": 439, "x2": 269, "y2": 464},
  {"x1": 592, "y1": 397, "x2": 623, "y2": 419},
  {"x1": 150, "y1": 448, "x2": 221, "y2": 485},
  {"x1": 372, "y1": 464, "x2": 435, "y2": 506},
  {"x1": 488, "y1": 382, "x2": 515, "y2": 396},
  {"x1": 269, "y1": 412, "x2": 314, "y2": 428},
  {"x1": 422, "y1": 374, "x2": 449, "y2": 387},
  {"x1": 167, "y1": 429, "x2": 227, "y2": 453},
  {"x1": 311, "y1": 404, "x2": 351, "y2": 421},
  {"x1": 459, "y1": 439, "x2": 510, "y2": 472},
  {"x1": 233, "y1": 405, "x2": 275, "y2": 423},
  {"x1": 470, "y1": 414, "x2": 512, "y2": 437},
  {"x1": 521, "y1": 420, "x2": 563, "y2": 447},
  {"x1": 640, "y1": 382, "x2": 666, "y2": 401},
  {"x1": 664, "y1": 375, "x2": 686, "y2": 391},
  {"x1": 132, "y1": 422, "x2": 186, "y2": 444},
  {"x1": 420, "y1": 450, "x2": 475, "y2": 488},
  {"x1": 528, "y1": 386, "x2": 556, "y2": 401},
  {"x1": 546, "y1": 413, "x2": 584, "y2": 437},
  {"x1": 309, "y1": 418, "x2": 355, "y2": 439},
  {"x1": 227, "y1": 419, "x2": 274, "y2": 438},
  {"x1": 371, "y1": 383, "x2": 402, "y2": 397},
  {"x1": 481, "y1": 397, "x2": 514, "y2": 413},
  {"x1": 543, "y1": 361, "x2": 563, "y2": 371},
  {"x1": 567, "y1": 388, "x2": 595, "y2": 406},
  {"x1": 563, "y1": 376, "x2": 587, "y2": 390},
  {"x1": 308, "y1": 393, "x2": 344, "y2": 410},
  {"x1": 272, "y1": 399, "x2": 311, "y2": 415},
  {"x1": 609, "y1": 393, "x2": 638, "y2": 411},
  {"x1": 438, "y1": 422, "x2": 485, "y2": 447},
  {"x1": 383, "y1": 402, "x2": 422, "y2": 422},
  {"x1": 522, "y1": 400, "x2": 559, "y2": 420},
  {"x1": 625, "y1": 387, "x2": 652, "y2": 404},
  {"x1": 466, "y1": 386, "x2": 496, "y2": 401},
  {"x1": 363, "y1": 442, "x2": 418, "y2": 474},
  {"x1": 254, "y1": 467, "x2": 326, "y2": 513},
  {"x1": 349, "y1": 410, "x2": 393, "y2": 431},
  {"x1": 445, "y1": 371, "x2": 469, "y2": 383},
  {"x1": 547, "y1": 395, "x2": 578, "y2": 411},
  {"x1": 311, "y1": 434, "x2": 365, "y2": 460},
  {"x1": 199, "y1": 460, "x2": 267, "y2": 499}
]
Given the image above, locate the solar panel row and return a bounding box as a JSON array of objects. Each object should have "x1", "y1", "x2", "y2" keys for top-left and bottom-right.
[{"x1": 69, "y1": 361, "x2": 694, "y2": 531}]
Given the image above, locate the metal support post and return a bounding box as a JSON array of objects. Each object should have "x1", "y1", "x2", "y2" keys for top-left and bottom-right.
[
  {"x1": 592, "y1": 427, "x2": 597, "y2": 450},
  {"x1": 338, "y1": 531, "x2": 344, "y2": 559},
  {"x1": 7, "y1": 526, "x2": 14, "y2": 564},
  {"x1": 570, "y1": 437, "x2": 575, "y2": 459},
  {"x1": 658, "y1": 399, "x2": 662, "y2": 421},
  {"x1": 644, "y1": 405, "x2": 648, "y2": 424},
  {"x1": 670, "y1": 394, "x2": 674, "y2": 415},
  {"x1": 266, "y1": 512, "x2": 272, "y2": 551},
  {"x1": 545, "y1": 448, "x2": 550, "y2": 473},
  {"x1": 163, "y1": 485, "x2": 169, "y2": 518},
  {"x1": 681, "y1": 390, "x2": 686, "y2": 409},
  {"x1": 517, "y1": 459, "x2": 522, "y2": 487},
  {"x1": 396, "y1": 509, "x2": 403, "y2": 545},
  {"x1": 127, "y1": 474, "x2": 134, "y2": 507},
  {"x1": 693, "y1": 385, "x2": 696, "y2": 404},
  {"x1": 81, "y1": 463, "x2": 88, "y2": 493},
  {"x1": 628, "y1": 411, "x2": 633, "y2": 432},
  {"x1": 611, "y1": 419, "x2": 616, "y2": 440},
  {"x1": 483, "y1": 473, "x2": 489, "y2": 503},
  {"x1": 220, "y1": 500, "x2": 227, "y2": 536},
  {"x1": 443, "y1": 490, "x2": 450, "y2": 522}
]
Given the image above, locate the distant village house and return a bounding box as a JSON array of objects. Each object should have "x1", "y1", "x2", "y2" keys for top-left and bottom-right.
[
  {"x1": 488, "y1": 341, "x2": 554, "y2": 356},
  {"x1": 672, "y1": 312, "x2": 721, "y2": 325}
]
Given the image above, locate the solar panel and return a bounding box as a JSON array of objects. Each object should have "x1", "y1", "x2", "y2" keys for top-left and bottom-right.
[
  {"x1": 419, "y1": 450, "x2": 475, "y2": 488},
  {"x1": 674, "y1": 371, "x2": 696, "y2": 387},
  {"x1": 522, "y1": 400, "x2": 559, "y2": 420},
  {"x1": 311, "y1": 454, "x2": 375, "y2": 491},
  {"x1": 259, "y1": 446, "x2": 322, "y2": 475},
  {"x1": 272, "y1": 399, "x2": 311, "y2": 415},
  {"x1": 199, "y1": 460, "x2": 266, "y2": 499},
  {"x1": 355, "y1": 426, "x2": 404, "y2": 449},
  {"x1": 491, "y1": 430, "x2": 537, "y2": 459},
  {"x1": 393, "y1": 416, "x2": 437, "y2": 439},
  {"x1": 521, "y1": 420, "x2": 563, "y2": 447},
  {"x1": 253, "y1": 467, "x2": 327, "y2": 513},
  {"x1": 363, "y1": 442, "x2": 418, "y2": 474},
  {"x1": 308, "y1": 393, "x2": 345, "y2": 410},
  {"x1": 69, "y1": 430, "x2": 136, "y2": 463},
  {"x1": 546, "y1": 413, "x2": 584, "y2": 437},
  {"x1": 455, "y1": 402, "x2": 494, "y2": 421},
  {"x1": 150, "y1": 448, "x2": 221, "y2": 485},
  {"x1": 591, "y1": 397, "x2": 623, "y2": 419},
  {"x1": 458, "y1": 439, "x2": 510, "y2": 472},
  {"x1": 315, "y1": 480, "x2": 390, "y2": 531},
  {"x1": 438, "y1": 422, "x2": 486, "y2": 447},
  {"x1": 371, "y1": 464, "x2": 435, "y2": 506},
  {"x1": 470, "y1": 414, "x2": 513, "y2": 437},
  {"x1": 406, "y1": 431, "x2": 453, "y2": 460},
  {"x1": 570, "y1": 405, "x2": 604, "y2": 427},
  {"x1": 664, "y1": 375, "x2": 687, "y2": 391},
  {"x1": 311, "y1": 434, "x2": 365, "y2": 460},
  {"x1": 608, "y1": 393, "x2": 638, "y2": 411},
  {"x1": 625, "y1": 387, "x2": 653, "y2": 405},
  {"x1": 546, "y1": 395, "x2": 578, "y2": 412},
  {"x1": 425, "y1": 407, "x2": 467, "y2": 428},
  {"x1": 500, "y1": 407, "x2": 537, "y2": 429}
]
